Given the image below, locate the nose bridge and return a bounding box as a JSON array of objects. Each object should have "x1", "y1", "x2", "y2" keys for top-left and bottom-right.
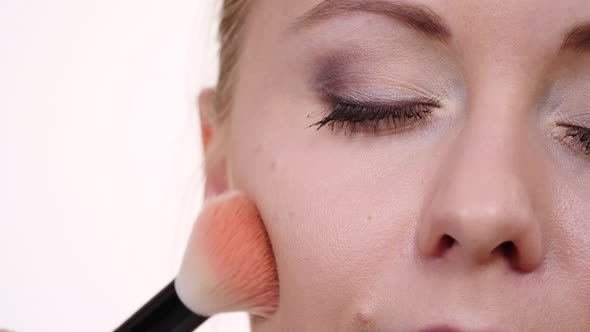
[
  {"x1": 418, "y1": 96, "x2": 544, "y2": 271},
  {"x1": 445, "y1": 105, "x2": 527, "y2": 213}
]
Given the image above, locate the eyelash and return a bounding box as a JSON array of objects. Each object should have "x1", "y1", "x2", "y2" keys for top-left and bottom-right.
[
  {"x1": 558, "y1": 125, "x2": 590, "y2": 157},
  {"x1": 309, "y1": 97, "x2": 441, "y2": 136}
]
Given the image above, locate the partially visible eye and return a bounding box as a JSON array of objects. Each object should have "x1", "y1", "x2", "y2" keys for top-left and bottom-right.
[
  {"x1": 308, "y1": 95, "x2": 441, "y2": 136},
  {"x1": 556, "y1": 124, "x2": 590, "y2": 158}
]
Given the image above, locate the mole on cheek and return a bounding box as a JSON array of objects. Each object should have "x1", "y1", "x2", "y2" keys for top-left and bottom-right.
[
  {"x1": 354, "y1": 306, "x2": 375, "y2": 331},
  {"x1": 254, "y1": 143, "x2": 263, "y2": 154}
]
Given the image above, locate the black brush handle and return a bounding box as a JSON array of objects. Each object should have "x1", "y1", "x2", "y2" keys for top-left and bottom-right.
[{"x1": 115, "y1": 280, "x2": 208, "y2": 332}]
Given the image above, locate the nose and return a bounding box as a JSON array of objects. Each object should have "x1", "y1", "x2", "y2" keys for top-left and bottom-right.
[{"x1": 416, "y1": 112, "x2": 545, "y2": 272}]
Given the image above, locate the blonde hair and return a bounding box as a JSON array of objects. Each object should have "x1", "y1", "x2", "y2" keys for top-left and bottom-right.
[{"x1": 212, "y1": 0, "x2": 251, "y2": 124}]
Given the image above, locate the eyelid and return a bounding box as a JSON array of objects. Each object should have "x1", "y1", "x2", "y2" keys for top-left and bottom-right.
[
  {"x1": 554, "y1": 108, "x2": 590, "y2": 126},
  {"x1": 308, "y1": 94, "x2": 441, "y2": 136},
  {"x1": 553, "y1": 123, "x2": 590, "y2": 159},
  {"x1": 328, "y1": 91, "x2": 441, "y2": 106}
]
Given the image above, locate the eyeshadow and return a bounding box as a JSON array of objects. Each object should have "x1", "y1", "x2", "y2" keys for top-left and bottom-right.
[
  {"x1": 310, "y1": 49, "x2": 413, "y2": 106},
  {"x1": 307, "y1": 44, "x2": 458, "y2": 105},
  {"x1": 311, "y1": 50, "x2": 361, "y2": 92}
]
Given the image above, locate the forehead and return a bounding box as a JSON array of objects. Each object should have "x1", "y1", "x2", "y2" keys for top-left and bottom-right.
[
  {"x1": 247, "y1": 0, "x2": 590, "y2": 51},
  {"x1": 252, "y1": 0, "x2": 590, "y2": 23}
]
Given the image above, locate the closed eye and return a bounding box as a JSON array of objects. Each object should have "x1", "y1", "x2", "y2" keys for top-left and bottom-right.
[{"x1": 308, "y1": 95, "x2": 442, "y2": 136}]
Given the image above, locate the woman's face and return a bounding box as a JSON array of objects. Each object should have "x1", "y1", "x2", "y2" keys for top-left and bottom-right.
[{"x1": 210, "y1": 0, "x2": 590, "y2": 330}]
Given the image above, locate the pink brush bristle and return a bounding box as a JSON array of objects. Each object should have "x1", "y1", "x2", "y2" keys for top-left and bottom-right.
[{"x1": 175, "y1": 191, "x2": 279, "y2": 317}]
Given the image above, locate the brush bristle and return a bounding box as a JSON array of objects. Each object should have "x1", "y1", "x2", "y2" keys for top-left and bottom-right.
[{"x1": 175, "y1": 191, "x2": 279, "y2": 317}]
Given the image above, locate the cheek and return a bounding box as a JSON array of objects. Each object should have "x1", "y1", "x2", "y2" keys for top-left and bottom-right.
[{"x1": 227, "y1": 102, "x2": 439, "y2": 317}]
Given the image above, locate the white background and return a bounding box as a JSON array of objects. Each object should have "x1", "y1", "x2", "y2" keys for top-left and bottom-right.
[{"x1": 0, "y1": 0, "x2": 249, "y2": 331}]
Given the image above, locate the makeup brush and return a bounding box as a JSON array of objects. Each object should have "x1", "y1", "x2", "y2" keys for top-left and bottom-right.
[{"x1": 115, "y1": 191, "x2": 279, "y2": 332}]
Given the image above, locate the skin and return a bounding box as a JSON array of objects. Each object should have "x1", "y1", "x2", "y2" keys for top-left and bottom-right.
[{"x1": 200, "y1": 0, "x2": 590, "y2": 330}]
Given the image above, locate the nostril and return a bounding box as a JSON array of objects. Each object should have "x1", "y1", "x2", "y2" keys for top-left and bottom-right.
[
  {"x1": 441, "y1": 234, "x2": 455, "y2": 249},
  {"x1": 431, "y1": 234, "x2": 455, "y2": 256},
  {"x1": 498, "y1": 241, "x2": 516, "y2": 257},
  {"x1": 495, "y1": 241, "x2": 519, "y2": 268}
]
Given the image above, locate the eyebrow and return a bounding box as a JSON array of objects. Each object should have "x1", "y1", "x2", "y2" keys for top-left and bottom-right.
[
  {"x1": 289, "y1": 0, "x2": 451, "y2": 42},
  {"x1": 561, "y1": 22, "x2": 590, "y2": 52}
]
